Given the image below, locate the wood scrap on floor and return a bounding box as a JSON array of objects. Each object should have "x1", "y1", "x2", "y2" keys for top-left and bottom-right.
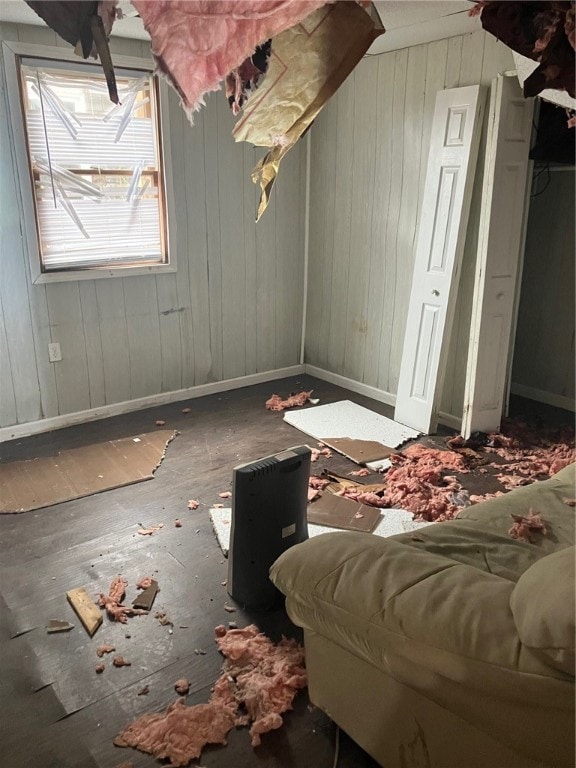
[
  {"x1": 114, "y1": 624, "x2": 306, "y2": 766},
  {"x1": 132, "y1": 580, "x2": 159, "y2": 611},
  {"x1": 46, "y1": 620, "x2": 74, "y2": 634},
  {"x1": 66, "y1": 587, "x2": 103, "y2": 637},
  {"x1": 307, "y1": 493, "x2": 381, "y2": 533}
]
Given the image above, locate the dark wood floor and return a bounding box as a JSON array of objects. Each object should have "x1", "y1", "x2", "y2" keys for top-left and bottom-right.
[{"x1": 0, "y1": 375, "x2": 572, "y2": 768}]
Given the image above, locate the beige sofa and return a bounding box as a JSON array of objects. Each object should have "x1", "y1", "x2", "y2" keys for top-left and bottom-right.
[{"x1": 270, "y1": 464, "x2": 575, "y2": 768}]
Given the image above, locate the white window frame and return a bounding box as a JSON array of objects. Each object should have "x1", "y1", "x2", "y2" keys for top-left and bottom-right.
[{"x1": 2, "y1": 40, "x2": 177, "y2": 283}]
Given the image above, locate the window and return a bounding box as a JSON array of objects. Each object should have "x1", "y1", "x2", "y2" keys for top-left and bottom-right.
[{"x1": 3, "y1": 42, "x2": 175, "y2": 282}]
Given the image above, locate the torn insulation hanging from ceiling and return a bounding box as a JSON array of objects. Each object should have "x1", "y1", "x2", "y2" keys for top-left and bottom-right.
[
  {"x1": 233, "y1": 1, "x2": 384, "y2": 220},
  {"x1": 470, "y1": 1, "x2": 575, "y2": 98}
]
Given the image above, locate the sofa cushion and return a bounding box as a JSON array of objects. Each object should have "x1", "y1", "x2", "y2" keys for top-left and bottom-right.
[
  {"x1": 510, "y1": 546, "x2": 575, "y2": 676},
  {"x1": 389, "y1": 464, "x2": 575, "y2": 581}
]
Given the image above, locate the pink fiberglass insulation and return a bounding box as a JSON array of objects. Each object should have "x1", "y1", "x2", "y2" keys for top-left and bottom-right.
[
  {"x1": 509, "y1": 510, "x2": 548, "y2": 543},
  {"x1": 115, "y1": 624, "x2": 306, "y2": 765},
  {"x1": 130, "y1": 1, "x2": 330, "y2": 118},
  {"x1": 339, "y1": 443, "x2": 470, "y2": 522},
  {"x1": 334, "y1": 420, "x2": 574, "y2": 522},
  {"x1": 265, "y1": 391, "x2": 313, "y2": 411}
]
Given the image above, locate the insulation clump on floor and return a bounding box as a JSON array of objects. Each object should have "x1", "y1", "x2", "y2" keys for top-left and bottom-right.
[{"x1": 114, "y1": 624, "x2": 307, "y2": 765}]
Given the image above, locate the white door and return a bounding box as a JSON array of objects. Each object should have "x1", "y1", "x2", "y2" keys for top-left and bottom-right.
[
  {"x1": 394, "y1": 85, "x2": 485, "y2": 433},
  {"x1": 461, "y1": 75, "x2": 534, "y2": 438}
]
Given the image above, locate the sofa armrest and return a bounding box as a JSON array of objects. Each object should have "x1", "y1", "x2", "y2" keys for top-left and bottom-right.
[{"x1": 270, "y1": 532, "x2": 574, "y2": 706}]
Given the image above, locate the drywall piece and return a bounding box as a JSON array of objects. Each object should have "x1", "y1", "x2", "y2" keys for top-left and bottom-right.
[
  {"x1": 307, "y1": 493, "x2": 381, "y2": 533},
  {"x1": 462, "y1": 75, "x2": 534, "y2": 438},
  {"x1": 284, "y1": 400, "x2": 420, "y2": 451},
  {"x1": 394, "y1": 85, "x2": 486, "y2": 433},
  {"x1": 66, "y1": 587, "x2": 102, "y2": 637},
  {"x1": 0, "y1": 430, "x2": 176, "y2": 513},
  {"x1": 209, "y1": 506, "x2": 430, "y2": 557}
]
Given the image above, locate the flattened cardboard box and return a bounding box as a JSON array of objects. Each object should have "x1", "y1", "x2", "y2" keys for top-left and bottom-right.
[
  {"x1": 307, "y1": 492, "x2": 381, "y2": 533},
  {"x1": 0, "y1": 431, "x2": 176, "y2": 513}
]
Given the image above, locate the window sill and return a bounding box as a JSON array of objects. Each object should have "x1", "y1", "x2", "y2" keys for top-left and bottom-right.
[{"x1": 32, "y1": 262, "x2": 177, "y2": 284}]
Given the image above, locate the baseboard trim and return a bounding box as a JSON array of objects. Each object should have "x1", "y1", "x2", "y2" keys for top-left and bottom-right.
[
  {"x1": 510, "y1": 383, "x2": 576, "y2": 413},
  {"x1": 0, "y1": 365, "x2": 306, "y2": 442},
  {"x1": 437, "y1": 411, "x2": 462, "y2": 430},
  {"x1": 304, "y1": 365, "x2": 397, "y2": 408}
]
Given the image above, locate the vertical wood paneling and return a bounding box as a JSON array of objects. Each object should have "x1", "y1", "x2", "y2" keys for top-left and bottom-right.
[
  {"x1": 388, "y1": 44, "x2": 427, "y2": 393},
  {"x1": 306, "y1": 93, "x2": 338, "y2": 369},
  {"x1": 327, "y1": 73, "x2": 355, "y2": 373},
  {"x1": 275, "y1": 146, "x2": 305, "y2": 367},
  {"x1": 306, "y1": 29, "x2": 516, "y2": 421},
  {"x1": 512, "y1": 171, "x2": 575, "y2": 401},
  {"x1": 203, "y1": 93, "x2": 224, "y2": 382},
  {"x1": 182, "y1": 102, "x2": 210, "y2": 387},
  {"x1": 1, "y1": 22, "x2": 306, "y2": 430},
  {"x1": 377, "y1": 48, "x2": 407, "y2": 392},
  {"x1": 217, "y1": 93, "x2": 246, "y2": 380},
  {"x1": 46, "y1": 282, "x2": 91, "y2": 413},
  {"x1": 363, "y1": 52, "x2": 394, "y2": 388},
  {"x1": 79, "y1": 281, "x2": 105, "y2": 408},
  {"x1": 123, "y1": 275, "x2": 162, "y2": 399},
  {"x1": 343, "y1": 59, "x2": 377, "y2": 381},
  {"x1": 254, "y1": 148, "x2": 278, "y2": 374},
  {"x1": 94, "y1": 280, "x2": 131, "y2": 405},
  {"x1": 0, "y1": 42, "x2": 43, "y2": 424},
  {"x1": 0, "y1": 293, "x2": 18, "y2": 426}
]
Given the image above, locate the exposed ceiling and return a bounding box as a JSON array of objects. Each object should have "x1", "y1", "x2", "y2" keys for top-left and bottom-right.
[{"x1": 0, "y1": 0, "x2": 480, "y2": 53}]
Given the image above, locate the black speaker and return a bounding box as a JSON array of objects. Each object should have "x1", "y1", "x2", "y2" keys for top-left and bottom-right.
[{"x1": 227, "y1": 445, "x2": 311, "y2": 610}]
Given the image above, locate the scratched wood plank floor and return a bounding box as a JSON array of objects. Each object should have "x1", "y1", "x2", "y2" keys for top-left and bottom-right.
[{"x1": 0, "y1": 375, "x2": 571, "y2": 768}]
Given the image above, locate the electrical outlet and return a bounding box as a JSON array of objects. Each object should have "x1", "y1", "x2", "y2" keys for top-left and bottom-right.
[{"x1": 48, "y1": 342, "x2": 62, "y2": 362}]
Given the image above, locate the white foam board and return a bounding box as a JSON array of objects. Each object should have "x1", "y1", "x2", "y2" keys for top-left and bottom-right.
[
  {"x1": 283, "y1": 401, "x2": 420, "y2": 458},
  {"x1": 209, "y1": 507, "x2": 431, "y2": 557}
]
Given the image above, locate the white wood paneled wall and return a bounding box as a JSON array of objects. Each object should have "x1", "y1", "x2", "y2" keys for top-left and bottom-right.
[
  {"x1": 305, "y1": 30, "x2": 514, "y2": 418},
  {"x1": 512, "y1": 169, "x2": 575, "y2": 409},
  {"x1": 0, "y1": 23, "x2": 306, "y2": 430}
]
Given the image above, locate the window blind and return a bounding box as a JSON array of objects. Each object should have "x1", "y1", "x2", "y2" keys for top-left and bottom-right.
[{"x1": 20, "y1": 58, "x2": 166, "y2": 270}]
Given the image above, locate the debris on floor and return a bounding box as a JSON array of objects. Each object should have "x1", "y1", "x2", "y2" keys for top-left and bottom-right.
[
  {"x1": 46, "y1": 620, "x2": 74, "y2": 634},
  {"x1": 138, "y1": 685, "x2": 150, "y2": 696},
  {"x1": 265, "y1": 391, "x2": 313, "y2": 411},
  {"x1": 95, "y1": 663, "x2": 105, "y2": 674},
  {"x1": 133, "y1": 580, "x2": 159, "y2": 611},
  {"x1": 508, "y1": 510, "x2": 548, "y2": 543},
  {"x1": 174, "y1": 678, "x2": 191, "y2": 695},
  {"x1": 99, "y1": 577, "x2": 149, "y2": 623},
  {"x1": 136, "y1": 577, "x2": 154, "y2": 590},
  {"x1": 218, "y1": 491, "x2": 232, "y2": 499},
  {"x1": 66, "y1": 586, "x2": 103, "y2": 636},
  {"x1": 137, "y1": 523, "x2": 164, "y2": 536},
  {"x1": 187, "y1": 499, "x2": 200, "y2": 510},
  {"x1": 174, "y1": 519, "x2": 183, "y2": 527},
  {"x1": 113, "y1": 656, "x2": 132, "y2": 668},
  {"x1": 310, "y1": 445, "x2": 332, "y2": 462},
  {"x1": 155, "y1": 611, "x2": 173, "y2": 627},
  {"x1": 96, "y1": 644, "x2": 116, "y2": 657},
  {"x1": 155, "y1": 420, "x2": 166, "y2": 426},
  {"x1": 114, "y1": 624, "x2": 306, "y2": 765}
]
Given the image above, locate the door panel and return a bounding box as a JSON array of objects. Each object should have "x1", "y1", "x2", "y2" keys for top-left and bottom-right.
[{"x1": 394, "y1": 85, "x2": 485, "y2": 432}]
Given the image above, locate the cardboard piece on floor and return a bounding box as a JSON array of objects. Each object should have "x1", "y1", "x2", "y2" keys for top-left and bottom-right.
[
  {"x1": 132, "y1": 580, "x2": 159, "y2": 611},
  {"x1": 321, "y1": 437, "x2": 396, "y2": 464},
  {"x1": 284, "y1": 401, "x2": 420, "y2": 467},
  {"x1": 307, "y1": 493, "x2": 381, "y2": 533},
  {"x1": 66, "y1": 587, "x2": 102, "y2": 637},
  {"x1": 0, "y1": 430, "x2": 177, "y2": 514}
]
